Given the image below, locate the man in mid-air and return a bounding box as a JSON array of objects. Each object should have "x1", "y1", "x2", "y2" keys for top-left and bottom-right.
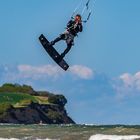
[{"x1": 49, "y1": 14, "x2": 83, "y2": 60}]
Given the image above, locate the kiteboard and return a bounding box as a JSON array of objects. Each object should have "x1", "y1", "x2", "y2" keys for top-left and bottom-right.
[{"x1": 39, "y1": 34, "x2": 69, "y2": 71}]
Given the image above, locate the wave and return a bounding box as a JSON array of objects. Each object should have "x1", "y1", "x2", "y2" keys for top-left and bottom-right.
[{"x1": 89, "y1": 134, "x2": 140, "y2": 140}]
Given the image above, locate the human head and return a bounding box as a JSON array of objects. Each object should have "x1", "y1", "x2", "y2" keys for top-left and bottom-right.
[{"x1": 75, "y1": 14, "x2": 82, "y2": 22}]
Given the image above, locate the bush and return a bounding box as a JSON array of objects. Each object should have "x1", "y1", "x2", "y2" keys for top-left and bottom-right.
[
  {"x1": 0, "y1": 83, "x2": 37, "y2": 95},
  {"x1": 48, "y1": 95, "x2": 67, "y2": 106},
  {"x1": 0, "y1": 103, "x2": 13, "y2": 114}
]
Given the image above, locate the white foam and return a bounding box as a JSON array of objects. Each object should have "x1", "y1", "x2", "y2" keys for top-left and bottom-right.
[{"x1": 89, "y1": 134, "x2": 140, "y2": 140}]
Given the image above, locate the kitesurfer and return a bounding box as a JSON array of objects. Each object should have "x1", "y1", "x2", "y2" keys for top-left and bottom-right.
[{"x1": 49, "y1": 14, "x2": 83, "y2": 59}]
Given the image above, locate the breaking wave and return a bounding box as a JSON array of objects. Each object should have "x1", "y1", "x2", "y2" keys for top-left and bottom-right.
[{"x1": 89, "y1": 134, "x2": 140, "y2": 140}]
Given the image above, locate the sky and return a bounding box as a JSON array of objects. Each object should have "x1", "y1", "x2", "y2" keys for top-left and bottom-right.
[{"x1": 0, "y1": 0, "x2": 140, "y2": 124}]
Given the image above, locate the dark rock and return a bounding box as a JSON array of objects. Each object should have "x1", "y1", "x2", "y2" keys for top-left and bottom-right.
[{"x1": 0, "y1": 102, "x2": 75, "y2": 124}]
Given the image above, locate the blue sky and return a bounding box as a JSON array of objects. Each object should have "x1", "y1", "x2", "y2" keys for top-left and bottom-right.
[{"x1": 0, "y1": 0, "x2": 140, "y2": 124}]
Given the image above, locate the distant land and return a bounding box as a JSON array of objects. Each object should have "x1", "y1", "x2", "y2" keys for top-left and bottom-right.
[{"x1": 0, "y1": 83, "x2": 75, "y2": 124}]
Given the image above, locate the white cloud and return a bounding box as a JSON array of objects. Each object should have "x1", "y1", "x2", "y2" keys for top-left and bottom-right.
[
  {"x1": 0, "y1": 64, "x2": 94, "y2": 82},
  {"x1": 18, "y1": 64, "x2": 63, "y2": 79},
  {"x1": 120, "y1": 72, "x2": 140, "y2": 90},
  {"x1": 113, "y1": 71, "x2": 140, "y2": 97},
  {"x1": 69, "y1": 65, "x2": 94, "y2": 79},
  {"x1": 120, "y1": 73, "x2": 134, "y2": 87},
  {"x1": 18, "y1": 64, "x2": 94, "y2": 80}
]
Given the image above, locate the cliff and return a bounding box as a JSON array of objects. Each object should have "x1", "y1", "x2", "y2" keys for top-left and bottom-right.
[{"x1": 0, "y1": 83, "x2": 75, "y2": 124}]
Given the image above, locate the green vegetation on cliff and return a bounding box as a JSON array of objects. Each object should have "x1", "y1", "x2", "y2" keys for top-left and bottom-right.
[
  {"x1": 0, "y1": 83, "x2": 67, "y2": 109},
  {"x1": 0, "y1": 83, "x2": 37, "y2": 95},
  {"x1": 0, "y1": 92, "x2": 37, "y2": 105}
]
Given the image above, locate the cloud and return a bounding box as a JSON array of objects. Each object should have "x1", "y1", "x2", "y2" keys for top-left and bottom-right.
[
  {"x1": 18, "y1": 64, "x2": 63, "y2": 80},
  {"x1": 0, "y1": 64, "x2": 94, "y2": 83},
  {"x1": 120, "y1": 72, "x2": 140, "y2": 90},
  {"x1": 18, "y1": 64, "x2": 94, "y2": 80},
  {"x1": 113, "y1": 71, "x2": 140, "y2": 97},
  {"x1": 120, "y1": 73, "x2": 134, "y2": 87},
  {"x1": 69, "y1": 65, "x2": 93, "y2": 79}
]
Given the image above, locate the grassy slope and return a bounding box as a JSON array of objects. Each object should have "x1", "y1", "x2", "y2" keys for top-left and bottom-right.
[{"x1": 0, "y1": 92, "x2": 49, "y2": 108}]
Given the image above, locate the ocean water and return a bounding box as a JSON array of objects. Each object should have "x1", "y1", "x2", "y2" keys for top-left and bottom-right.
[{"x1": 0, "y1": 124, "x2": 140, "y2": 140}]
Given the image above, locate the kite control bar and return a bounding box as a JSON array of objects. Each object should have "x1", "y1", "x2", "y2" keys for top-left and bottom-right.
[
  {"x1": 71, "y1": 0, "x2": 93, "y2": 24},
  {"x1": 82, "y1": 11, "x2": 92, "y2": 23}
]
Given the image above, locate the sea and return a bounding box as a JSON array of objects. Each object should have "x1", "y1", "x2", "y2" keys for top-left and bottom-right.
[{"x1": 0, "y1": 124, "x2": 140, "y2": 140}]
